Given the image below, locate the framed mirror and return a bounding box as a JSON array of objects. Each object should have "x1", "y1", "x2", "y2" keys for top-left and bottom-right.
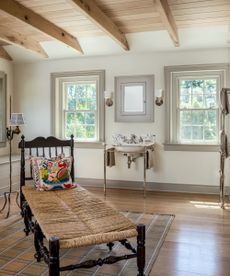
[
  {"x1": 115, "y1": 75, "x2": 154, "y2": 122},
  {"x1": 0, "y1": 71, "x2": 6, "y2": 147}
]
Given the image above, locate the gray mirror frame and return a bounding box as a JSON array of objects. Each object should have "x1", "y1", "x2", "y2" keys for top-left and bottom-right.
[
  {"x1": 0, "y1": 71, "x2": 6, "y2": 147},
  {"x1": 115, "y1": 75, "x2": 154, "y2": 122}
]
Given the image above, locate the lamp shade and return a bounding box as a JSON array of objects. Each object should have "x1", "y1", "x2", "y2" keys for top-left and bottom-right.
[
  {"x1": 10, "y1": 113, "x2": 25, "y2": 126},
  {"x1": 156, "y1": 89, "x2": 163, "y2": 98},
  {"x1": 104, "y1": 91, "x2": 113, "y2": 99}
]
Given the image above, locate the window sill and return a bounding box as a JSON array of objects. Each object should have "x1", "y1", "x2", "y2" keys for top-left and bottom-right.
[
  {"x1": 164, "y1": 143, "x2": 220, "y2": 152},
  {"x1": 74, "y1": 141, "x2": 104, "y2": 149}
]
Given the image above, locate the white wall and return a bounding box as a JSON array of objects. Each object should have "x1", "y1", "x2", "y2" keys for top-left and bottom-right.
[
  {"x1": 13, "y1": 48, "x2": 230, "y2": 188},
  {"x1": 0, "y1": 59, "x2": 13, "y2": 156}
]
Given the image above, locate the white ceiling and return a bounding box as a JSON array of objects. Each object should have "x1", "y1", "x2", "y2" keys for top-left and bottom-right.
[{"x1": 4, "y1": 25, "x2": 230, "y2": 63}]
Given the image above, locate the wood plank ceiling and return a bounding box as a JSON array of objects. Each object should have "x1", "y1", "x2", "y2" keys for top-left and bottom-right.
[{"x1": 0, "y1": 0, "x2": 229, "y2": 61}]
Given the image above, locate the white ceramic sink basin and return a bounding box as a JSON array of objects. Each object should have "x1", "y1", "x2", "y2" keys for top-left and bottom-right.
[{"x1": 115, "y1": 143, "x2": 154, "y2": 153}]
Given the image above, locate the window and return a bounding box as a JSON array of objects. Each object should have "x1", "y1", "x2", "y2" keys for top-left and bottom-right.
[
  {"x1": 64, "y1": 79, "x2": 98, "y2": 141},
  {"x1": 51, "y1": 70, "x2": 105, "y2": 145},
  {"x1": 165, "y1": 64, "x2": 230, "y2": 151},
  {"x1": 0, "y1": 71, "x2": 6, "y2": 147},
  {"x1": 179, "y1": 78, "x2": 218, "y2": 144}
]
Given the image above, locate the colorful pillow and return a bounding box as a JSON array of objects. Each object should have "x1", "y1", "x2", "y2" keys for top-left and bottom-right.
[
  {"x1": 30, "y1": 155, "x2": 64, "y2": 188},
  {"x1": 31, "y1": 156, "x2": 76, "y2": 191}
]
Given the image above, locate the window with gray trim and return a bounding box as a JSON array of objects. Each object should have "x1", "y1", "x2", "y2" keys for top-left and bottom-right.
[
  {"x1": 51, "y1": 70, "x2": 105, "y2": 143},
  {"x1": 0, "y1": 71, "x2": 6, "y2": 147},
  {"x1": 164, "y1": 64, "x2": 230, "y2": 151}
]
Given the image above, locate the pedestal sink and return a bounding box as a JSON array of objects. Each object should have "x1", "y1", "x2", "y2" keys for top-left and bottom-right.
[
  {"x1": 104, "y1": 142, "x2": 155, "y2": 197},
  {"x1": 114, "y1": 143, "x2": 154, "y2": 153}
]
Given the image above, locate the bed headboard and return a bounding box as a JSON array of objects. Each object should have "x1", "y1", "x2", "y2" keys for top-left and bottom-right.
[{"x1": 18, "y1": 135, "x2": 74, "y2": 207}]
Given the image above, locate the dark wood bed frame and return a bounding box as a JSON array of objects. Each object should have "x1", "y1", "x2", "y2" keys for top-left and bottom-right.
[{"x1": 19, "y1": 135, "x2": 146, "y2": 276}]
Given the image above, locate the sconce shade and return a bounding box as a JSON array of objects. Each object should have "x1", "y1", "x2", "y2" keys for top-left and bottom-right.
[
  {"x1": 156, "y1": 89, "x2": 163, "y2": 98},
  {"x1": 104, "y1": 91, "x2": 113, "y2": 99},
  {"x1": 10, "y1": 113, "x2": 25, "y2": 126},
  {"x1": 155, "y1": 89, "x2": 164, "y2": 106},
  {"x1": 104, "y1": 91, "x2": 113, "y2": 106}
]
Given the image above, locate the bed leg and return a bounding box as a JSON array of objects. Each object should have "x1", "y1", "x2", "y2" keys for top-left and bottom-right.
[
  {"x1": 22, "y1": 201, "x2": 33, "y2": 236},
  {"x1": 49, "y1": 237, "x2": 60, "y2": 276},
  {"x1": 34, "y1": 221, "x2": 44, "y2": 262},
  {"x1": 20, "y1": 193, "x2": 26, "y2": 217},
  {"x1": 137, "y1": 224, "x2": 145, "y2": 276}
]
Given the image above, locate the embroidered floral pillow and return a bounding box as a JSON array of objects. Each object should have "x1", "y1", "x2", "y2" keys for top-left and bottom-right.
[
  {"x1": 30, "y1": 155, "x2": 65, "y2": 188},
  {"x1": 32, "y1": 156, "x2": 76, "y2": 191}
]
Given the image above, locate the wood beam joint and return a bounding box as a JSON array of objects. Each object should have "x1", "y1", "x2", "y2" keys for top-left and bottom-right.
[
  {"x1": 0, "y1": 28, "x2": 48, "y2": 58},
  {"x1": 0, "y1": 46, "x2": 12, "y2": 61},
  {"x1": 0, "y1": 0, "x2": 83, "y2": 54},
  {"x1": 68, "y1": 0, "x2": 129, "y2": 51},
  {"x1": 155, "y1": 0, "x2": 179, "y2": 47}
]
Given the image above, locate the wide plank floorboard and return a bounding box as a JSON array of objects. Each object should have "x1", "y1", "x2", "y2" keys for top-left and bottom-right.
[{"x1": 86, "y1": 188, "x2": 230, "y2": 276}]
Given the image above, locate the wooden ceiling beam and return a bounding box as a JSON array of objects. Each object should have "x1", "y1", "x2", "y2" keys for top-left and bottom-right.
[
  {"x1": 0, "y1": 29, "x2": 48, "y2": 58},
  {"x1": 67, "y1": 0, "x2": 129, "y2": 50},
  {"x1": 0, "y1": 46, "x2": 12, "y2": 61},
  {"x1": 155, "y1": 0, "x2": 179, "y2": 47},
  {"x1": 0, "y1": 0, "x2": 83, "y2": 54},
  {"x1": 0, "y1": 40, "x2": 10, "y2": 47}
]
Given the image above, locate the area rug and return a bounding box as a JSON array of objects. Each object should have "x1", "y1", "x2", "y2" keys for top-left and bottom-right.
[{"x1": 0, "y1": 212, "x2": 174, "y2": 275}]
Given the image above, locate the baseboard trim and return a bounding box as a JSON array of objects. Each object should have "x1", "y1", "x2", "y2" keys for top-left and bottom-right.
[
  {"x1": 0, "y1": 155, "x2": 20, "y2": 165},
  {"x1": 77, "y1": 178, "x2": 230, "y2": 195},
  {"x1": 0, "y1": 182, "x2": 19, "y2": 195},
  {"x1": 1, "y1": 179, "x2": 229, "y2": 196}
]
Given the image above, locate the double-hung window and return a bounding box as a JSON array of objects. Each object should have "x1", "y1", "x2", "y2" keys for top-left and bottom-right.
[
  {"x1": 165, "y1": 64, "x2": 230, "y2": 151},
  {"x1": 64, "y1": 78, "x2": 98, "y2": 141},
  {"x1": 52, "y1": 70, "x2": 105, "y2": 145},
  {"x1": 178, "y1": 76, "x2": 219, "y2": 144}
]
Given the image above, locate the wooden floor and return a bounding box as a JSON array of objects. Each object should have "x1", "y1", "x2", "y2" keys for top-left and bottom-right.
[{"x1": 1, "y1": 188, "x2": 230, "y2": 276}]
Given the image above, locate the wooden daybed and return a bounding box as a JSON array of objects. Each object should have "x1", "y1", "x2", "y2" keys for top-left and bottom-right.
[{"x1": 19, "y1": 135, "x2": 146, "y2": 276}]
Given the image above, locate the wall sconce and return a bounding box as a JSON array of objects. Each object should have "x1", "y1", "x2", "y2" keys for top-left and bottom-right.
[
  {"x1": 155, "y1": 89, "x2": 164, "y2": 106},
  {"x1": 6, "y1": 113, "x2": 25, "y2": 140},
  {"x1": 104, "y1": 91, "x2": 113, "y2": 107}
]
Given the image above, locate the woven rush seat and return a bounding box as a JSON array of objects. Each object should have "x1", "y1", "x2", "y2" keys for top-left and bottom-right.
[{"x1": 22, "y1": 184, "x2": 137, "y2": 249}]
